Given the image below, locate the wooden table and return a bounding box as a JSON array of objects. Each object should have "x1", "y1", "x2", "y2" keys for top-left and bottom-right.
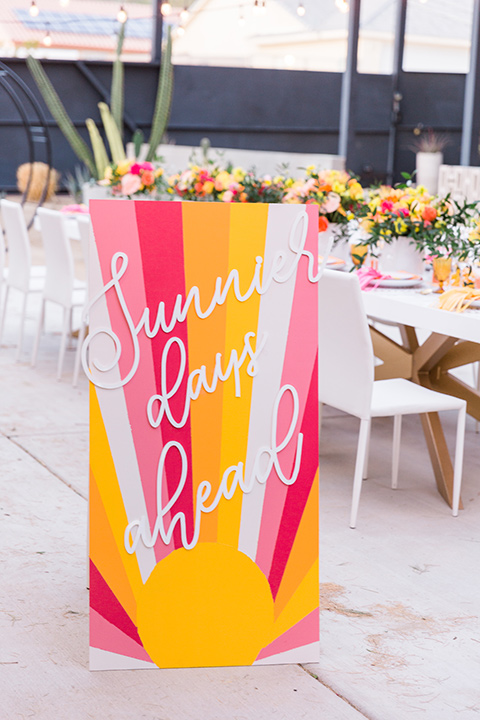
[{"x1": 362, "y1": 285, "x2": 480, "y2": 508}]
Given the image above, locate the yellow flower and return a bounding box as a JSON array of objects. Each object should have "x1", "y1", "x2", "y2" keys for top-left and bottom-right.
[
  {"x1": 155, "y1": 167, "x2": 164, "y2": 177},
  {"x1": 233, "y1": 167, "x2": 245, "y2": 182},
  {"x1": 203, "y1": 180, "x2": 215, "y2": 194},
  {"x1": 116, "y1": 160, "x2": 131, "y2": 176},
  {"x1": 104, "y1": 165, "x2": 114, "y2": 181},
  {"x1": 394, "y1": 218, "x2": 407, "y2": 235}
]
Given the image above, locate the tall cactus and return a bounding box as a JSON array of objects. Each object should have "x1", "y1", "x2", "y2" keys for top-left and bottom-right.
[
  {"x1": 27, "y1": 54, "x2": 97, "y2": 179},
  {"x1": 86, "y1": 118, "x2": 109, "y2": 179},
  {"x1": 145, "y1": 26, "x2": 173, "y2": 162},
  {"x1": 99, "y1": 102, "x2": 126, "y2": 165},
  {"x1": 111, "y1": 23, "x2": 125, "y2": 137}
]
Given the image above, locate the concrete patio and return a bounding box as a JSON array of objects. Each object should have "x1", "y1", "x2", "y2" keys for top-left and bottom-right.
[{"x1": 1, "y1": 213, "x2": 480, "y2": 718}]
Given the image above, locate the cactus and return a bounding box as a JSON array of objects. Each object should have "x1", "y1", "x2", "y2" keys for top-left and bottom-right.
[
  {"x1": 111, "y1": 23, "x2": 125, "y2": 138},
  {"x1": 145, "y1": 26, "x2": 173, "y2": 162},
  {"x1": 86, "y1": 118, "x2": 109, "y2": 179},
  {"x1": 98, "y1": 102, "x2": 126, "y2": 165},
  {"x1": 26, "y1": 55, "x2": 97, "y2": 179}
]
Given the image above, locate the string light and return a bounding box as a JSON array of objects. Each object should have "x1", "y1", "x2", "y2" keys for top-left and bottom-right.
[
  {"x1": 117, "y1": 5, "x2": 127, "y2": 23},
  {"x1": 260, "y1": 0, "x2": 267, "y2": 15},
  {"x1": 29, "y1": 1, "x2": 39, "y2": 18},
  {"x1": 59, "y1": 0, "x2": 70, "y2": 6},
  {"x1": 161, "y1": 1, "x2": 172, "y2": 16},
  {"x1": 296, "y1": 3, "x2": 305, "y2": 16},
  {"x1": 335, "y1": 0, "x2": 349, "y2": 13},
  {"x1": 180, "y1": 6, "x2": 189, "y2": 22},
  {"x1": 253, "y1": 0, "x2": 261, "y2": 16},
  {"x1": 43, "y1": 29, "x2": 52, "y2": 46},
  {"x1": 176, "y1": 25, "x2": 185, "y2": 36}
]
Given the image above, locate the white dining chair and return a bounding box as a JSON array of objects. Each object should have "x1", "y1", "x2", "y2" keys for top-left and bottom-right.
[
  {"x1": 318, "y1": 269, "x2": 467, "y2": 528},
  {"x1": 72, "y1": 213, "x2": 90, "y2": 387},
  {"x1": 31, "y1": 207, "x2": 86, "y2": 380},
  {"x1": 0, "y1": 199, "x2": 45, "y2": 360}
]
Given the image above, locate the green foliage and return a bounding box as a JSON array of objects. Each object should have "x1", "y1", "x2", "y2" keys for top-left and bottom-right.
[
  {"x1": 26, "y1": 55, "x2": 97, "y2": 178},
  {"x1": 132, "y1": 129, "x2": 144, "y2": 158},
  {"x1": 146, "y1": 26, "x2": 173, "y2": 162}
]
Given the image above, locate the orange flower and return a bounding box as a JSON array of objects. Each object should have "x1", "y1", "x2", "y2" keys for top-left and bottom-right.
[
  {"x1": 422, "y1": 206, "x2": 437, "y2": 222},
  {"x1": 318, "y1": 215, "x2": 329, "y2": 232},
  {"x1": 141, "y1": 170, "x2": 155, "y2": 187}
]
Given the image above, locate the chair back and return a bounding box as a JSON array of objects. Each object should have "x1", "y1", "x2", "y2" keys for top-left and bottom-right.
[
  {"x1": 0, "y1": 199, "x2": 32, "y2": 292},
  {"x1": 37, "y1": 208, "x2": 75, "y2": 308},
  {"x1": 318, "y1": 269, "x2": 374, "y2": 420},
  {"x1": 75, "y1": 214, "x2": 90, "y2": 292}
]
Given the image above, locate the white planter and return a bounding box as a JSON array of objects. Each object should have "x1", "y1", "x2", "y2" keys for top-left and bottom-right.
[
  {"x1": 378, "y1": 236, "x2": 425, "y2": 275},
  {"x1": 415, "y1": 151, "x2": 443, "y2": 194},
  {"x1": 81, "y1": 182, "x2": 110, "y2": 206}
]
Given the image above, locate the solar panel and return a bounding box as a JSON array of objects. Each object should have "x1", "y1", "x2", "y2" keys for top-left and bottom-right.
[{"x1": 15, "y1": 9, "x2": 153, "y2": 39}]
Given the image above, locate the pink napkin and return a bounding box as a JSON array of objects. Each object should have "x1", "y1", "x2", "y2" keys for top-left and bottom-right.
[
  {"x1": 356, "y1": 267, "x2": 392, "y2": 291},
  {"x1": 60, "y1": 204, "x2": 89, "y2": 214}
]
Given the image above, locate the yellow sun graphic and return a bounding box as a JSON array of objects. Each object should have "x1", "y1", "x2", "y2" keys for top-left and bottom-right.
[{"x1": 136, "y1": 542, "x2": 275, "y2": 668}]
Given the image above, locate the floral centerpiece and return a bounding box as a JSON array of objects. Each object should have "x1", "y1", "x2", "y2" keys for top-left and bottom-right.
[
  {"x1": 99, "y1": 159, "x2": 167, "y2": 198},
  {"x1": 167, "y1": 162, "x2": 287, "y2": 204},
  {"x1": 359, "y1": 183, "x2": 479, "y2": 261},
  {"x1": 282, "y1": 167, "x2": 364, "y2": 236}
]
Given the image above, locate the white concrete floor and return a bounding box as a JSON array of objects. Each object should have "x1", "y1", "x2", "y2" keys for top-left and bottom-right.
[{"x1": 1, "y1": 210, "x2": 480, "y2": 718}]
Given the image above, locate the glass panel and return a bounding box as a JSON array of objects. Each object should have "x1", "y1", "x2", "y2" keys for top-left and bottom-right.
[
  {"x1": 357, "y1": 0, "x2": 396, "y2": 75},
  {"x1": 403, "y1": 0, "x2": 474, "y2": 73}
]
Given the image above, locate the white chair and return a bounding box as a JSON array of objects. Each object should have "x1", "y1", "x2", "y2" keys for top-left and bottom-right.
[
  {"x1": 318, "y1": 269, "x2": 467, "y2": 528},
  {"x1": 31, "y1": 208, "x2": 86, "y2": 380},
  {"x1": 72, "y1": 214, "x2": 90, "y2": 387},
  {"x1": 0, "y1": 199, "x2": 45, "y2": 360}
]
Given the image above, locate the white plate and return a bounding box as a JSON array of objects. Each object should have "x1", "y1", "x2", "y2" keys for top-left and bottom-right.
[
  {"x1": 319, "y1": 255, "x2": 346, "y2": 270},
  {"x1": 371, "y1": 271, "x2": 424, "y2": 288}
]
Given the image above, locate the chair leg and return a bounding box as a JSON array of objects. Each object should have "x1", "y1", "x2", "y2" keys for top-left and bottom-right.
[
  {"x1": 31, "y1": 298, "x2": 45, "y2": 368},
  {"x1": 73, "y1": 319, "x2": 87, "y2": 387},
  {"x1": 392, "y1": 415, "x2": 402, "y2": 489},
  {"x1": 0, "y1": 285, "x2": 10, "y2": 346},
  {"x1": 362, "y1": 418, "x2": 371, "y2": 479},
  {"x1": 350, "y1": 418, "x2": 370, "y2": 529},
  {"x1": 16, "y1": 292, "x2": 28, "y2": 362},
  {"x1": 57, "y1": 307, "x2": 70, "y2": 381},
  {"x1": 452, "y1": 405, "x2": 467, "y2": 517}
]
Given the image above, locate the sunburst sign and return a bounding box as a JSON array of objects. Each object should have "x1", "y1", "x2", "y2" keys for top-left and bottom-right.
[{"x1": 86, "y1": 200, "x2": 319, "y2": 670}]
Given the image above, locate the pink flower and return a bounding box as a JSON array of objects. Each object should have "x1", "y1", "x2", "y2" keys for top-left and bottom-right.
[
  {"x1": 381, "y1": 200, "x2": 394, "y2": 212},
  {"x1": 130, "y1": 163, "x2": 142, "y2": 175},
  {"x1": 222, "y1": 190, "x2": 234, "y2": 202},
  {"x1": 320, "y1": 192, "x2": 341, "y2": 214},
  {"x1": 140, "y1": 161, "x2": 154, "y2": 172},
  {"x1": 121, "y1": 173, "x2": 142, "y2": 196}
]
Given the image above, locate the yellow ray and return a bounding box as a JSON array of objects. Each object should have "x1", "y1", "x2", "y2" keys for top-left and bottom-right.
[
  {"x1": 270, "y1": 558, "x2": 319, "y2": 642},
  {"x1": 90, "y1": 385, "x2": 144, "y2": 602}
]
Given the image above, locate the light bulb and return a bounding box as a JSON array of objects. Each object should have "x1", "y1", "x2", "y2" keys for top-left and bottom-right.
[
  {"x1": 297, "y1": 3, "x2": 306, "y2": 17},
  {"x1": 29, "y1": 1, "x2": 39, "y2": 18},
  {"x1": 43, "y1": 30, "x2": 52, "y2": 47},
  {"x1": 177, "y1": 25, "x2": 185, "y2": 36},
  {"x1": 161, "y1": 1, "x2": 172, "y2": 16},
  {"x1": 117, "y1": 5, "x2": 127, "y2": 23},
  {"x1": 59, "y1": 0, "x2": 70, "y2": 6},
  {"x1": 335, "y1": 0, "x2": 349, "y2": 13},
  {"x1": 180, "y1": 6, "x2": 189, "y2": 22},
  {"x1": 253, "y1": 0, "x2": 261, "y2": 16},
  {"x1": 260, "y1": 0, "x2": 267, "y2": 14}
]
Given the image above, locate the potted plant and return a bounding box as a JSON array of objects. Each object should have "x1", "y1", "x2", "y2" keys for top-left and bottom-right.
[{"x1": 410, "y1": 128, "x2": 449, "y2": 194}]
